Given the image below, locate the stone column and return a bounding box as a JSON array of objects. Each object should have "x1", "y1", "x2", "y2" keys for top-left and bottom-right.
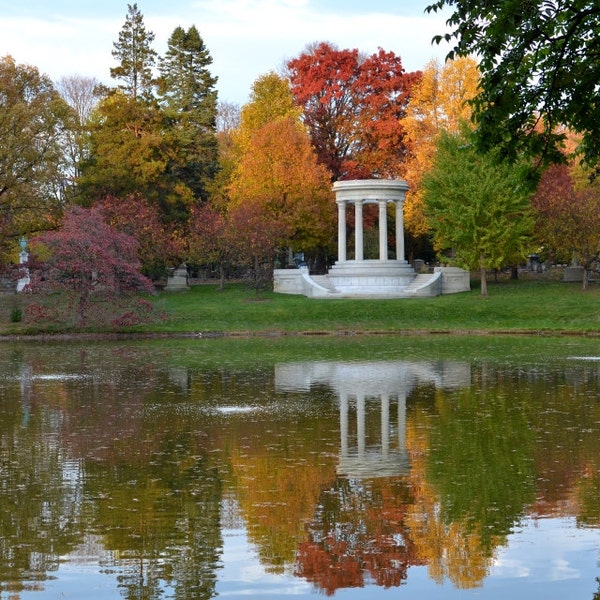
[
  {"x1": 337, "y1": 200, "x2": 347, "y2": 262},
  {"x1": 395, "y1": 199, "x2": 405, "y2": 262},
  {"x1": 398, "y1": 392, "x2": 406, "y2": 451},
  {"x1": 355, "y1": 200, "x2": 364, "y2": 261},
  {"x1": 379, "y1": 200, "x2": 388, "y2": 261}
]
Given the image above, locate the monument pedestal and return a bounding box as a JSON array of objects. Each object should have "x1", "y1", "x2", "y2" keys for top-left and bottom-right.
[
  {"x1": 165, "y1": 264, "x2": 189, "y2": 291},
  {"x1": 327, "y1": 260, "x2": 415, "y2": 295}
]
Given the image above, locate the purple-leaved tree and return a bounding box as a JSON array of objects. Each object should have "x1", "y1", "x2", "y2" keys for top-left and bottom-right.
[{"x1": 27, "y1": 206, "x2": 156, "y2": 326}]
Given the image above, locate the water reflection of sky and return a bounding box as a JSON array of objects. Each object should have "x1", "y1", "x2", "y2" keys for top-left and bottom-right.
[{"x1": 17, "y1": 517, "x2": 599, "y2": 600}]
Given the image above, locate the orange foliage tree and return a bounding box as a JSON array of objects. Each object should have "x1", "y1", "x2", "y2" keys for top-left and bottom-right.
[
  {"x1": 287, "y1": 42, "x2": 421, "y2": 180},
  {"x1": 228, "y1": 117, "x2": 335, "y2": 266},
  {"x1": 295, "y1": 477, "x2": 420, "y2": 595},
  {"x1": 401, "y1": 57, "x2": 480, "y2": 240},
  {"x1": 232, "y1": 72, "x2": 302, "y2": 154}
]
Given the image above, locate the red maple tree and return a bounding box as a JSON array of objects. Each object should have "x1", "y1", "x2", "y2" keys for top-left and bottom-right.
[
  {"x1": 287, "y1": 42, "x2": 421, "y2": 180},
  {"x1": 532, "y1": 162, "x2": 600, "y2": 289}
]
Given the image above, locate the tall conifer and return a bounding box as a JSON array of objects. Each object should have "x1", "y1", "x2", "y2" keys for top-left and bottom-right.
[
  {"x1": 157, "y1": 25, "x2": 219, "y2": 200},
  {"x1": 110, "y1": 3, "x2": 157, "y2": 100}
]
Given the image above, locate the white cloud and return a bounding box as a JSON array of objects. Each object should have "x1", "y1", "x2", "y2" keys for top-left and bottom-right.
[{"x1": 0, "y1": 0, "x2": 451, "y2": 104}]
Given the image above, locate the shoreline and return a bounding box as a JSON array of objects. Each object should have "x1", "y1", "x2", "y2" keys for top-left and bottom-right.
[{"x1": 1, "y1": 327, "x2": 600, "y2": 342}]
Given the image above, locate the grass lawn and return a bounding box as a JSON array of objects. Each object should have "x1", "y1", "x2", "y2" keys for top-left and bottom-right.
[
  {"x1": 1, "y1": 272, "x2": 599, "y2": 337},
  {"x1": 149, "y1": 277, "x2": 600, "y2": 335}
]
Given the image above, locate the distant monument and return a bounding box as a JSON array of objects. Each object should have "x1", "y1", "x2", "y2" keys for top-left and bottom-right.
[
  {"x1": 16, "y1": 236, "x2": 30, "y2": 292},
  {"x1": 164, "y1": 263, "x2": 189, "y2": 291},
  {"x1": 274, "y1": 179, "x2": 470, "y2": 298}
]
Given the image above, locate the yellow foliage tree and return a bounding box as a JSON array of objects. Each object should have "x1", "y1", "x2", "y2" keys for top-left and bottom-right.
[
  {"x1": 233, "y1": 71, "x2": 303, "y2": 154},
  {"x1": 401, "y1": 57, "x2": 480, "y2": 238}
]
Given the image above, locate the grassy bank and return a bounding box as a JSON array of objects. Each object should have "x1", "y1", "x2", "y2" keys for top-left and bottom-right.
[{"x1": 1, "y1": 276, "x2": 599, "y2": 337}]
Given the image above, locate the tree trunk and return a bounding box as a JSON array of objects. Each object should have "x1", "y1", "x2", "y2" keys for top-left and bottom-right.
[
  {"x1": 218, "y1": 263, "x2": 225, "y2": 291},
  {"x1": 582, "y1": 267, "x2": 590, "y2": 291},
  {"x1": 254, "y1": 255, "x2": 261, "y2": 299},
  {"x1": 480, "y1": 263, "x2": 488, "y2": 297}
]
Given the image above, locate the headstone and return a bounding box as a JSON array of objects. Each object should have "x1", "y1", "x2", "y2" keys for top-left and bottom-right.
[
  {"x1": 165, "y1": 263, "x2": 189, "y2": 291},
  {"x1": 564, "y1": 266, "x2": 584, "y2": 282}
]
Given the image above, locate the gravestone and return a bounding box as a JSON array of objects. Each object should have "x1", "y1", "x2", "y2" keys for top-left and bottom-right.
[
  {"x1": 165, "y1": 263, "x2": 189, "y2": 291},
  {"x1": 564, "y1": 266, "x2": 584, "y2": 282}
]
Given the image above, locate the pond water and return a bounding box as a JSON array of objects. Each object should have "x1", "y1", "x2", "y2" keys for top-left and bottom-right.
[{"x1": 1, "y1": 335, "x2": 600, "y2": 599}]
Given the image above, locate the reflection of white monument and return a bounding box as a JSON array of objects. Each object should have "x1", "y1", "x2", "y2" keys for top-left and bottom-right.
[
  {"x1": 274, "y1": 179, "x2": 470, "y2": 298},
  {"x1": 275, "y1": 360, "x2": 470, "y2": 478}
]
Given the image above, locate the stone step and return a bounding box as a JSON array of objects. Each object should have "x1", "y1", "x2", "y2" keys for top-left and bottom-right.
[
  {"x1": 404, "y1": 273, "x2": 434, "y2": 291},
  {"x1": 310, "y1": 275, "x2": 339, "y2": 292}
]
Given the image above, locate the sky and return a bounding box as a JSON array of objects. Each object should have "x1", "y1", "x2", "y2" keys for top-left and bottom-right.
[{"x1": 0, "y1": 0, "x2": 453, "y2": 105}]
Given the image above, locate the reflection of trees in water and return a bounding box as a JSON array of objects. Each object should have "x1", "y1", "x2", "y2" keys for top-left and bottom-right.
[
  {"x1": 406, "y1": 388, "x2": 514, "y2": 589},
  {"x1": 0, "y1": 346, "x2": 224, "y2": 600},
  {"x1": 75, "y1": 372, "x2": 224, "y2": 600},
  {"x1": 295, "y1": 477, "x2": 420, "y2": 595},
  {"x1": 84, "y1": 438, "x2": 222, "y2": 600},
  {"x1": 3, "y1": 344, "x2": 600, "y2": 598},
  {"x1": 222, "y1": 390, "x2": 339, "y2": 574},
  {"x1": 406, "y1": 362, "x2": 600, "y2": 589},
  {"x1": 0, "y1": 389, "x2": 84, "y2": 596}
]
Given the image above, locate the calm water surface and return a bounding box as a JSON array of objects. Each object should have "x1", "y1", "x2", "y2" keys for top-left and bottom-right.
[{"x1": 1, "y1": 336, "x2": 600, "y2": 599}]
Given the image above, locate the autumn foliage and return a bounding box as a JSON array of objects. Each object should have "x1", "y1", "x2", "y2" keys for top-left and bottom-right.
[
  {"x1": 401, "y1": 57, "x2": 480, "y2": 238},
  {"x1": 98, "y1": 193, "x2": 184, "y2": 279},
  {"x1": 228, "y1": 116, "x2": 335, "y2": 256},
  {"x1": 287, "y1": 42, "x2": 421, "y2": 180},
  {"x1": 26, "y1": 206, "x2": 155, "y2": 325},
  {"x1": 532, "y1": 162, "x2": 600, "y2": 289}
]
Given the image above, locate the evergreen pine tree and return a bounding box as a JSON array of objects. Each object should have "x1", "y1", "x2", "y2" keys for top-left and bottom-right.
[
  {"x1": 110, "y1": 3, "x2": 157, "y2": 99},
  {"x1": 158, "y1": 25, "x2": 219, "y2": 200}
]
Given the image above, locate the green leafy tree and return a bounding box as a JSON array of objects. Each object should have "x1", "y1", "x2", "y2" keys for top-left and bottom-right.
[
  {"x1": 110, "y1": 3, "x2": 157, "y2": 100},
  {"x1": 427, "y1": 0, "x2": 600, "y2": 169},
  {"x1": 422, "y1": 129, "x2": 534, "y2": 296},
  {"x1": 77, "y1": 92, "x2": 194, "y2": 223},
  {"x1": 0, "y1": 55, "x2": 72, "y2": 258}
]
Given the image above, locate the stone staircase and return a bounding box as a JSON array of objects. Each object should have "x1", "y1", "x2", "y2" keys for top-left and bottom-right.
[
  {"x1": 309, "y1": 275, "x2": 339, "y2": 293},
  {"x1": 274, "y1": 265, "x2": 466, "y2": 298},
  {"x1": 403, "y1": 273, "x2": 438, "y2": 295}
]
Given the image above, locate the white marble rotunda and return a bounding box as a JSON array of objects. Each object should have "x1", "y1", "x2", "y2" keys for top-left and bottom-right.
[{"x1": 274, "y1": 179, "x2": 469, "y2": 298}]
